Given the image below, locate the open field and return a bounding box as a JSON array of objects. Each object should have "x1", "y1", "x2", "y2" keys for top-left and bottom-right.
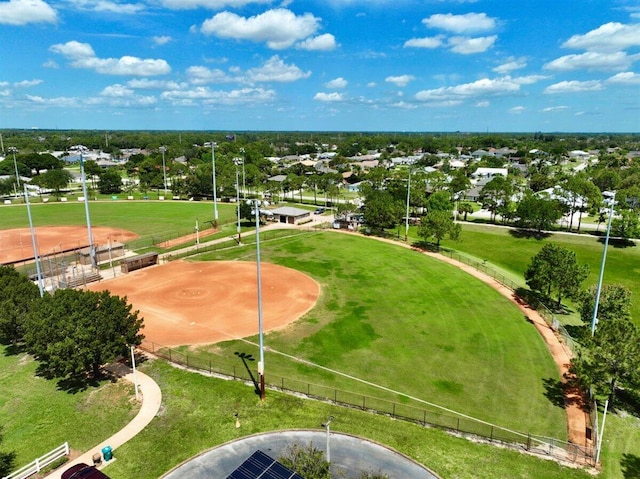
[
  {"x1": 438, "y1": 223, "x2": 640, "y2": 324},
  {"x1": 0, "y1": 347, "x2": 139, "y2": 466},
  {"x1": 184, "y1": 231, "x2": 566, "y2": 440},
  {"x1": 104, "y1": 360, "x2": 593, "y2": 479}
]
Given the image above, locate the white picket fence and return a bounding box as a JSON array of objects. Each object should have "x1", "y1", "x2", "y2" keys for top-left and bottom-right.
[{"x1": 2, "y1": 442, "x2": 69, "y2": 479}]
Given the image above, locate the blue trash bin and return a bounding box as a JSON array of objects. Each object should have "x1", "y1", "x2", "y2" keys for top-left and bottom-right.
[{"x1": 102, "y1": 445, "x2": 113, "y2": 461}]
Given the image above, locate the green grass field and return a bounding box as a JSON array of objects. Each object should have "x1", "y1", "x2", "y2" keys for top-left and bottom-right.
[
  {"x1": 0, "y1": 348, "x2": 139, "y2": 465},
  {"x1": 437, "y1": 223, "x2": 640, "y2": 324},
  {"x1": 3, "y1": 202, "x2": 637, "y2": 478},
  {"x1": 104, "y1": 360, "x2": 591, "y2": 479},
  {"x1": 187, "y1": 231, "x2": 566, "y2": 440}
]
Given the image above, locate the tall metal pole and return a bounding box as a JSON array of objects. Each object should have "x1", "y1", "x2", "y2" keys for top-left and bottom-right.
[
  {"x1": 595, "y1": 399, "x2": 609, "y2": 464},
  {"x1": 211, "y1": 142, "x2": 219, "y2": 226},
  {"x1": 25, "y1": 185, "x2": 44, "y2": 297},
  {"x1": 405, "y1": 167, "x2": 411, "y2": 243},
  {"x1": 79, "y1": 148, "x2": 96, "y2": 269},
  {"x1": 322, "y1": 416, "x2": 334, "y2": 463},
  {"x1": 130, "y1": 345, "x2": 139, "y2": 401},
  {"x1": 240, "y1": 147, "x2": 246, "y2": 199},
  {"x1": 160, "y1": 146, "x2": 168, "y2": 196},
  {"x1": 9, "y1": 147, "x2": 20, "y2": 189},
  {"x1": 235, "y1": 159, "x2": 242, "y2": 244},
  {"x1": 591, "y1": 192, "x2": 615, "y2": 336},
  {"x1": 254, "y1": 200, "x2": 265, "y2": 400}
]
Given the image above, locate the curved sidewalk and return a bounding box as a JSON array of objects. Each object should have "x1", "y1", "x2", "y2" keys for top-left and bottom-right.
[{"x1": 44, "y1": 368, "x2": 162, "y2": 479}]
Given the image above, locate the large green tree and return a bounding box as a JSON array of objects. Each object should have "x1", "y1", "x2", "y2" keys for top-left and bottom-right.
[
  {"x1": 98, "y1": 168, "x2": 123, "y2": 194},
  {"x1": 24, "y1": 289, "x2": 144, "y2": 380},
  {"x1": 30, "y1": 169, "x2": 73, "y2": 197},
  {"x1": 515, "y1": 191, "x2": 564, "y2": 232},
  {"x1": 479, "y1": 176, "x2": 513, "y2": 223},
  {"x1": 0, "y1": 266, "x2": 40, "y2": 344},
  {"x1": 279, "y1": 443, "x2": 330, "y2": 479},
  {"x1": 579, "y1": 284, "x2": 632, "y2": 327},
  {"x1": 524, "y1": 243, "x2": 589, "y2": 308},
  {"x1": 418, "y1": 209, "x2": 461, "y2": 246},
  {"x1": 570, "y1": 318, "x2": 640, "y2": 407},
  {"x1": 362, "y1": 188, "x2": 404, "y2": 233}
]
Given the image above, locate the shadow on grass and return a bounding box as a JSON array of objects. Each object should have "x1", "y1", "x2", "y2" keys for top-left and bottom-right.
[
  {"x1": 34, "y1": 362, "x2": 103, "y2": 394},
  {"x1": 615, "y1": 388, "x2": 640, "y2": 418},
  {"x1": 235, "y1": 351, "x2": 261, "y2": 397},
  {"x1": 514, "y1": 287, "x2": 574, "y2": 315},
  {"x1": 597, "y1": 237, "x2": 637, "y2": 249},
  {"x1": 508, "y1": 229, "x2": 552, "y2": 240},
  {"x1": 1, "y1": 342, "x2": 27, "y2": 356},
  {"x1": 621, "y1": 454, "x2": 640, "y2": 479},
  {"x1": 543, "y1": 378, "x2": 566, "y2": 409}
]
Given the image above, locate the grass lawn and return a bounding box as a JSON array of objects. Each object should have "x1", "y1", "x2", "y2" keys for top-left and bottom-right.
[
  {"x1": 438, "y1": 223, "x2": 640, "y2": 324},
  {"x1": 0, "y1": 201, "x2": 239, "y2": 241},
  {"x1": 0, "y1": 346, "x2": 139, "y2": 466},
  {"x1": 182, "y1": 232, "x2": 566, "y2": 440},
  {"x1": 104, "y1": 360, "x2": 592, "y2": 479}
]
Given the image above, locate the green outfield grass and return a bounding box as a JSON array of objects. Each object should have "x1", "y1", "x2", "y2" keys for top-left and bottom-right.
[
  {"x1": 103, "y1": 360, "x2": 591, "y2": 479},
  {"x1": 0, "y1": 347, "x2": 139, "y2": 466},
  {"x1": 184, "y1": 231, "x2": 566, "y2": 440},
  {"x1": 0, "y1": 201, "x2": 239, "y2": 239},
  {"x1": 438, "y1": 223, "x2": 640, "y2": 324}
]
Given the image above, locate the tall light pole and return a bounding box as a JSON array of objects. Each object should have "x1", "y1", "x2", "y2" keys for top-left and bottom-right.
[
  {"x1": 234, "y1": 158, "x2": 242, "y2": 244},
  {"x1": 159, "y1": 146, "x2": 168, "y2": 196},
  {"x1": 405, "y1": 166, "x2": 412, "y2": 243},
  {"x1": 24, "y1": 184, "x2": 44, "y2": 297},
  {"x1": 211, "y1": 142, "x2": 219, "y2": 226},
  {"x1": 8, "y1": 146, "x2": 20, "y2": 189},
  {"x1": 591, "y1": 191, "x2": 616, "y2": 336},
  {"x1": 240, "y1": 147, "x2": 246, "y2": 199},
  {"x1": 78, "y1": 146, "x2": 96, "y2": 269},
  {"x1": 322, "y1": 415, "x2": 334, "y2": 463},
  {"x1": 254, "y1": 199, "x2": 265, "y2": 400}
]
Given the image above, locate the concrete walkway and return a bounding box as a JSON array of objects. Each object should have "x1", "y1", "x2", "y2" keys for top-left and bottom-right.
[
  {"x1": 43, "y1": 367, "x2": 162, "y2": 478},
  {"x1": 161, "y1": 431, "x2": 440, "y2": 479}
]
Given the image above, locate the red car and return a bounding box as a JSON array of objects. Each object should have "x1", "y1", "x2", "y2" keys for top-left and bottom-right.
[{"x1": 61, "y1": 463, "x2": 110, "y2": 479}]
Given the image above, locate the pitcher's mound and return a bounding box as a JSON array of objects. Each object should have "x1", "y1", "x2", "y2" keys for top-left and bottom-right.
[{"x1": 88, "y1": 260, "x2": 320, "y2": 347}]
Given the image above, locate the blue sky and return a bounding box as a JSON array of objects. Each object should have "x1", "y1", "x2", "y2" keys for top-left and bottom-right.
[{"x1": 1, "y1": 0, "x2": 639, "y2": 132}]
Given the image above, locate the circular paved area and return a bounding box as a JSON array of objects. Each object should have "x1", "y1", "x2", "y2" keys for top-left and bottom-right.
[{"x1": 162, "y1": 431, "x2": 440, "y2": 479}]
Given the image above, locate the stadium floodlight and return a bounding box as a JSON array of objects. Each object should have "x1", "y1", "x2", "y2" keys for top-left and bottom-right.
[
  {"x1": 405, "y1": 166, "x2": 412, "y2": 243},
  {"x1": 77, "y1": 146, "x2": 97, "y2": 269},
  {"x1": 240, "y1": 147, "x2": 246, "y2": 199},
  {"x1": 8, "y1": 146, "x2": 20, "y2": 189},
  {"x1": 24, "y1": 184, "x2": 44, "y2": 297},
  {"x1": 254, "y1": 199, "x2": 265, "y2": 400},
  {"x1": 159, "y1": 146, "x2": 168, "y2": 196},
  {"x1": 591, "y1": 191, "x2": 616, "y2": 336},
  {"x1": 321, "y1": 415, "x2": 334, "y2": 463},
  {"x1": 234, "y1": 158, "x2": 242, "y2": 244},
  {"x1": 211, "y1": 142, "x2": 219, "y2": 226}
]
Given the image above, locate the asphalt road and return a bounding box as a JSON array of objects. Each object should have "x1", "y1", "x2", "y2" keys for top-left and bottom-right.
[{"x1": 161, "y1": 430, "x2": 440, "y2": 479}]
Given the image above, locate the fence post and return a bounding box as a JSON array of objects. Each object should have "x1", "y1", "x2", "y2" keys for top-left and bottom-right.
[
  {"x1": 392, "y1": 403, "x2": 395, "y2": 419},
  {"x1": 334, "y1": 390, "x2": 337, "y2": 403},
  {"x1": 423, "y1": 411, "x2": 426, "y2": 426},
  {"x1": 527, "y1": 433, "x2": 531, "y2": 451},
  {"x1": 490, "y1": 425, "x2": 494, "y2": 442},
  {"x1": 65, "y1": 442, "x2": 69, "y2": 455},
  {"x1": 362, "y1": 395, "x2": 365, "y2": 410},
  {"x1": 457, "y1": 418, "x2": 460, "y2": 433},
  {"x1": 35, "y1": 458, "x2": 40, "y2": 472},
  {"x1": 209, "y1": 360, "x2": 211, "y2": 374}
]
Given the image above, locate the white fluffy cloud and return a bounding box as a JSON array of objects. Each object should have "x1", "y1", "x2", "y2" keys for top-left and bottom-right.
[
  {"x1": 325, "y1": 77, "x2": 348, "y2": 89},
  {"x1": 544, "y1": 80, "x2": 603, "y2": 94},
  {"x1": 0, "y1": 0, "x2": 57, "y2": 25},
  {"x1": 493, "y1": 57, "x2": 527, "y2": 74},
  {"x1": 423, "y1": 12, "x2": 497, "y2": 34},
  {"x1": 161, "y1": 87, "x2": 275, "y2": 105},
  {"x1": 50, "y1": 41, "x2": 171, "y2": 76},
  {"x1": 296, "y1": 34, "x2": 338, "y2": 51},
  {"x1": 186, "y1": 66, "x2": 235, "y2": 85},
  {"x1": 152, "y1": 36, "x2": 172, "y2": 46},
  {"x1": 385, "y1": 75, "x2": 415, "y2": 87},
  {"x1": 160, "y1": 0, "x2": 269, "y2": 9},
  {"x1": 415, "y1": 77, "x2": 522, "y2": 103},
  {"x1": 544, "y1": 51, "x2": 639, "y2": 71},
  {"x1": 66, "y1": 0, "x2": 145, "y2": 14},
  {"x1": 448, "y1": 35, "x2": 497, "y2": 54},
  {"x1": 246, "y1": 56, "x2": 311, "y2": 82},
  {"x1": 201, "y1": 9, "x2": 321, "y2": 50},
  {"x1": 562, "y1": 22, "x2": 640, "y2": 52},
  {"x1": 403, "y1": 36, "x2": 444, "y2": 49},
  {"x1": 313, "y1": 92, "x2": 344, "y2": 102},
  {"x1": 607, "y1": 72, "x2": 640, "y2": 84}
]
